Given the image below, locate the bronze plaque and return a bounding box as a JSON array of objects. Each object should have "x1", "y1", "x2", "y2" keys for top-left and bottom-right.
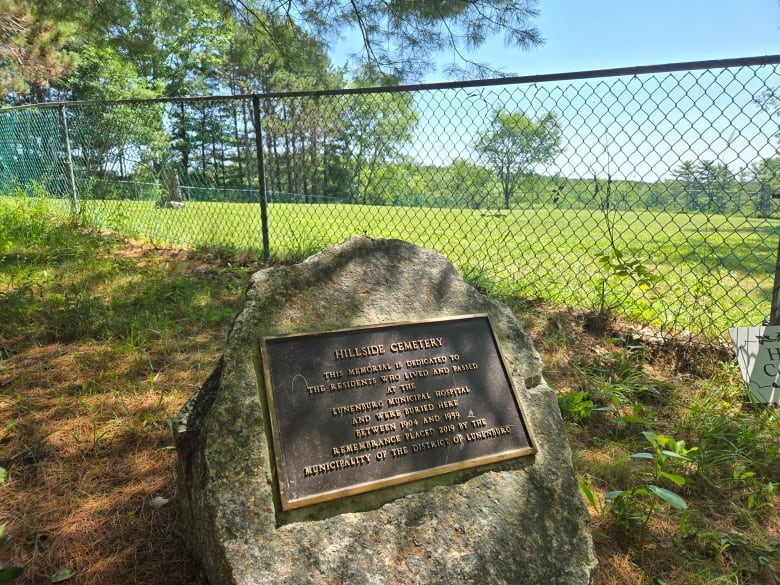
[{"x1": 260, "y1": 314, "x2": 535, "y2": 510}]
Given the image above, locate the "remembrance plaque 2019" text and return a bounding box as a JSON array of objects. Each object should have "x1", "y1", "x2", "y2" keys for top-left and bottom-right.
[{"x1": 260, "y1": 314, "x2": 535, "y2": 510}]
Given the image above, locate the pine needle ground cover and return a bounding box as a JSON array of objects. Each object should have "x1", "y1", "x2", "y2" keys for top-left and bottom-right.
[{"x1": 0, "y1": 196, "x2": 777, "y2": 584}]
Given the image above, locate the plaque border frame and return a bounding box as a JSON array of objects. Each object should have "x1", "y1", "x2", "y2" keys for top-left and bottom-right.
[{"x1": 260, "y1": 314, "x2": 537, "y2": 510}]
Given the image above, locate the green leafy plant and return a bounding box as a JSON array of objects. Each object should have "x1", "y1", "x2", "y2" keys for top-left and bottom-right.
[
  {"x1": 732, "y1": 464, "x2": 778, "y2": 512},
  {"x1": 91, "y1": 420, "x2": 111, "y2": 449},
  {"x1": 588, "y1": 173, "x2": 658, "y2": 328},
  {"x1": 749, "y1": 480, "x2": 777, "y2": 513},
  {"x1": 558, "y1": 390, "x2": 595, "y2": 422},
  {"x1": 50, "y1": 567, "x2": 76, "y2": 583},
  {"x1": 276, "y1": 229, "x2": 326, "y2": 263},
  {"x1": 0, "y1": 525, "x2": 23, "y2": 583},
  {"x1": 595, "y1": 247, "x2": 657, "y2": 314},
  {"x1": 697, "y1": 530, "x2": 780, "y2": 570},
  {"x1": 578, "y1": 474, "x2": 606, "y2": 517},
  {"x1": 603, "y1": 431, "x2": 697, "y2": 528},
  {"x1": 569, "y1": 347, "x2": 660, "y2": 432},
  {"x1": 633, "y1": 431, "x2": 699, "y2": 490}
]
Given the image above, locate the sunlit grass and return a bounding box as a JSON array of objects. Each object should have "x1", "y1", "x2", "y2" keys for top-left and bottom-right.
[{"x1": 21, "y1": 195, "x2": 777, "y2": 339}]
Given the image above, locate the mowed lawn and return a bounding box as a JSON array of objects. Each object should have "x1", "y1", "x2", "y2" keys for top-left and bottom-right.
[{"x1": 46, "y1": 196, "x2": 778, "y2": 339}]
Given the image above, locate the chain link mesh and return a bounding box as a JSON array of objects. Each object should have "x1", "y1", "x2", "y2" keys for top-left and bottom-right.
[{"x1": 2, "y1": 58, "x2": 780, "y2": 343}]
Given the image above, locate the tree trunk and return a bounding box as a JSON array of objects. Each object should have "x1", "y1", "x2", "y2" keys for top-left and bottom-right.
[{"x1": 161, "y1": 169, "x2": 182, "y2": 202}]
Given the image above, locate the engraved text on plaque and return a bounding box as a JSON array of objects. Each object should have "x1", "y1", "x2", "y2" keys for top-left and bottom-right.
[{"x1": 260, "y1": 314, "x2": 535, "y2": 510}]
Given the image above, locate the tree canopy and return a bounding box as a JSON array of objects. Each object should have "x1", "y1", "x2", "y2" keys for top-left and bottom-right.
[
  {"x1": 475, "y1": 108, "x2": 562, "y2": 209},
  {"x1": 0, "y1": 0, "x2": 543, "y2": 103},
  {"x1": 226, "y1": 0, "x2": 543, "y2": 82},
  {"x1": 671, "y1": 159, "x2": 736, "y2": 213},
  {"x1": 0, "y1": 0, "x2": 77, "y2": 101}
]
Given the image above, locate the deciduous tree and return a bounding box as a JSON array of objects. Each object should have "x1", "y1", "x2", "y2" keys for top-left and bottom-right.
[
  {"x1": 475, "y1": 108, "x2": 562, "y2": 209},
  {"x1": 326, "y1": 83, "x2": 418, "y2": 204}
]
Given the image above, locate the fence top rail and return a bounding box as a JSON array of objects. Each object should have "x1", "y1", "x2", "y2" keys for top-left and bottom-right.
[{"x1": 2, "y1": 54, "x2": 780, "y2": 113}]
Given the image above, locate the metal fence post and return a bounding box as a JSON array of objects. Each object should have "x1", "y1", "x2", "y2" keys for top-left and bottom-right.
[
  {"x1": 252, "y1": 95, "x2": 270, "y2": 260},
  {"x1": 58, "y1": 104, "x2": 78, "y2": 217},
  {"x1": 770, "y1": 241, "x2": 780, "y2": 326},
  {"x1": 769, "y1": 193, "x2": 780, "y2": 325}
]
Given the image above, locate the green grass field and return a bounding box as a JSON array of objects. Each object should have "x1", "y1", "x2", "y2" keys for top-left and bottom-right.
[{"x1": 40, "y1": 196, "x2": 780, "y2": 340}]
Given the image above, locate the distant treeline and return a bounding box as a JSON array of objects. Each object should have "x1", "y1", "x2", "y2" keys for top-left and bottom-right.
[
  {"x1": 68, "y1": 165, "x2": 777, "y2": 219},
  {"x1": 1, "y1": 99, "x2": 777, "y2": 218}
]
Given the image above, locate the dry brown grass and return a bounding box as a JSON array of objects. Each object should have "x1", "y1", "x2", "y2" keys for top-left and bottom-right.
[
  {"x1": 0, "y1": 236, "x2": 245, "y2": 584},
  {"x1": 1, "y1": 348, "x2": 206, "y2": 584}
]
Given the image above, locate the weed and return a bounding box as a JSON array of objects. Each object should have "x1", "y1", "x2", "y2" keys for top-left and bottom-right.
[
  {"x1": 274, "y1": 228, "x2": 326, "y2": 262},
  {"x1": 589, "y1": 174, "x2": 658, "y2": 328},
  {"x1": 578, "y1": 474, "x2": 605, "y2": 517},
  {"x1": 632, "y1": 431, "x2": 699, "y2": 490},
  {"x1": 602, "y1": 431, "x2": 695, "y2": 529},
  {"x1": 566, "y1": 345, "x2": 663, "y2": 435},
  {"x1": 558, "y1": 390, "x2": 595, "y2": 422},
  {"x1": 697, "y1": 531, "x2": 780, "y2": 573},
  {"x1": 0, "y1": 524, "x2": 23, "y2": 583},
  {"x1": 462, "y1": 266, "x2": 496, "y2": 295},
  {"x1": 50, "y1": 567, "x2": 77, "y2": 583},
  {"x1": 732, "y1": 464, "x2": 777, "y2": 513},
  {"x1": 680, "y1": 371, "x2": 780, "y2": 494},
  {"x1": 594, "y1": 248, "x2": 657, "y2": 318},
  {"x1": 141, "y1": 411, "x2": 156, "y2": 428},
  {"x1": 91, "y1": 420, "x2": 111, "y2": 449}
]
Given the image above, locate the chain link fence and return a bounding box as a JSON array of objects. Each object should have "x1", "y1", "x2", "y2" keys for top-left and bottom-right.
[{"x1": 3, "y1": 56, "x2": 780, "y2": 343}]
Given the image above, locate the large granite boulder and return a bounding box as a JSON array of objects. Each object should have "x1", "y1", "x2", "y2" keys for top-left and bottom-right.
[{"x1": 174, "y1": 236, "x2": 596, "y2": 584}]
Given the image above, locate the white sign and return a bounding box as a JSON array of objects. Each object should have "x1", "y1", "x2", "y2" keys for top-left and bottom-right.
[{"x1": 728, "y1": 326, "x2": 780, "y2": 403}]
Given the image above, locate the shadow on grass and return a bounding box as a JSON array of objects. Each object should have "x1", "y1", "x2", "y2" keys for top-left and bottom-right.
[
  {"x1": 656, "y1": 220, "x2": 778, "y2": 282},
  {"x1": 1, "y1": 224, "x2": 254, "y2": 350},
  {"x1": 0, "y1": 377, "x2": 205, "y2": 584},
  {"x1": 0, "y1": 220, "x2": 261, "y2": 584}
]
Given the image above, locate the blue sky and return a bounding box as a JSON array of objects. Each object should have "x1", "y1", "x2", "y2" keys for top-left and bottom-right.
[
  {"x1": 330, "y1": 2, "x2": 780, "y2": 178},
  {"x1": 484, "y1": 0, "x2": 780, "y2": 78},
  {"x1": 333, "y1": 0, "x2": 780, "y2": 81}
]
